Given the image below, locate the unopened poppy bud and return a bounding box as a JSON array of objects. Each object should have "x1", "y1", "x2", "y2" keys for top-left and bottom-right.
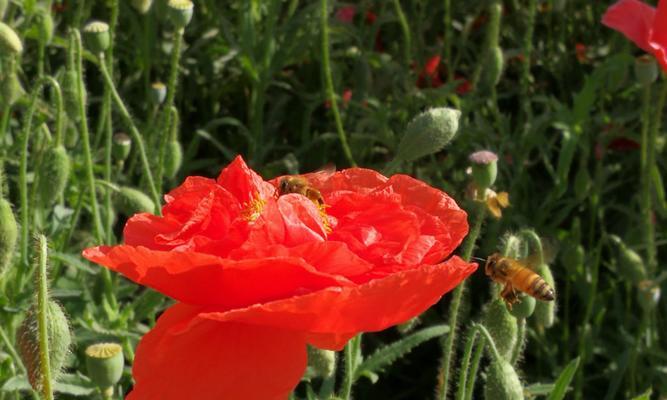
[
  {"x1": 61, "y1": 69, "x2": 84, "y2": 119},
  {"x1": 37, "y1": 10, "x2": 54, "y2": 44},
  {"x1": 396, "y1": 107, "x2": 461, "y2": 162},
  {"x1": 533, "y1": 263, "x2": 556, "y2": 329},
  {"x1": 112, "y1": 132, "x2": 132, "y2": 162},
  {"x1": 115, "y1": 186, "x2": 156, "y2": 215},
  {"x1": 634, "y1": 55, "x2": 658, "y2": 87},
  {"x1": 17, "y1": 301, "x2": 72, "y2": 392},
  {"x1": 85, "y1": 342, "x2": 124, "y2": 390},
  {"x1": 306, "y1": 346, "x2": 335, "y2": 378},
  {"x1": 167, "y1": 0, "x2": 194, "y2": 28},
  {"x1": 163, "y1": 140, "x2": 183, "y2": 178},
  {"x1": 0, "y1": 22, "x2": 23, "y2": 54},
  {"x1": 0, "y1": 197, "x2": 18, "y2": 271},
  {"x1": 83, "y1": 21, "x2": 110, "y2": 54},
  {"x1": 637, "y1": 280, "x2": 661, "y2": 312},
  {"x1": 482, "y1": 298, "x2": 517, "y2": 360},
  {"x1": 508, "y1": 294, "x2": 535, "y2": 319},
  {"x1": 131, "y1": 0, "x2": 153, "y2": 14},
  {"x1": 150, "y1": 82, "x2": 167, "y2": 105},
  {"x1": 609, "y1": 235, "x2": 647, "y2": 283},
  {"x1": 480, "y1": 46, "x2": 505, "y2": 90},
  {"x1": 484, "y1": 359, "x2": 524, "y2": 400},
  {"x1": 469, "y1": 150, "x2": 498, "y2": 190},
  {"x1": 1, "y1": 72, "x2": 25, "y2": 108},
  {"x1": 561, "y1": 241, "x2": 584, "y2": 275},
  {"x1": 37, "y1": 145, "x2": 71, "y2": 206}
]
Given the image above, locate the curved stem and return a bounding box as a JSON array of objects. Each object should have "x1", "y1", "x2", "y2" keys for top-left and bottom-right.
[
  {"x1": 320, "y1": 0, "x2": 356, "y2": 167},
  {"x1": 455, "y1": 329, "x2": 479, "y2": 400},
  {"x1": 464, "y1": 337, "x2": 485, "y2": 400},
  {"x1": 35, "y1": 235, "x2": 54, "y2": 400},
  {"x1": 392, "y1": 0, "x2": 411, "y2": 65}
]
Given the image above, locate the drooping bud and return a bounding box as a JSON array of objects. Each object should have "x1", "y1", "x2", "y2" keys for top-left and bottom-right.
[
  {"x1": 61, "y1": 69, "x2": 84, "y2": 120},
  {"x1": 0, "y1": 22, "x2": 23, "y2": 54},
  {"x1": 0, "y1": 71, "x2": 25, "y2": 109},
  {"x1": 480, "y1": 46, "x2": 505, "y2": 91},
  {"x1": 150, "y1": 82, "x2": 167, "y2": 105},
  {"x1": 637, "y1": 280, "x2": 661, "y2": 312},
  {"x1": 306, "y1": 346, "x2": 336, "y2": 378},
  {"x1": 17, "y1": 301, "x2": 72, "y2": 392},
  {"x1": 0, "y1": 197, "x2": 18, "y2": 271},
  {"x1": 112, "y1": 132, "x2": 132, "y2": 162},
  {"x1": 167, "y1": 0, "x2": 194, "y2": 28},
  {"x1": 36, "y1": 10, "x2": 54, "y2": 44},
  {"x1": 533, "y1": 263, "x2": 556, "y2": 329},
  {"x1": 163, "y1": 140, "x2": 183, "y2": 178},
  {"x1": 469, "y1": 150, "x2": 499, "y2": 190},
  {"x1": 396, "y1": 107, "x2": 461, "y2": 162},
  {"x1": 609, "y1": 235, "x2": 647, "y2": 284},
  {"x1": 37, "y1": 145, "x2": 71, "y2": 206},
  {"x1": 634, "y1": 55, "x2": 658, "y2": 87},
  {"x1": 508, "y1": 294, "x2": 535, "y2": 319},
  {"x1": 482, "y1": 298, "x2": 517, "y2": 360},
  {"x1": 114, "y1": 186, "x2": 156, "y2": 215},
  {"x1": 131, "y1": 0, "x2": 154, "y2": 14},
  {"x1": 85, "y1": 343, "x2": 124, "y2": 390},
  {"x1": 82, "y1": 21, "x2": 110, "y2": 54},
  {"x1": 484, "y1": 359, "x2": 524, "y2": 400}
]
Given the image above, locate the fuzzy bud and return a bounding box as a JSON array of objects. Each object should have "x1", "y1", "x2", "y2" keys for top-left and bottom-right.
[
  {"x1": 609, "y1": 235, "x2": 647, "y2": 283},
  {"x1": 0, "y1": 22, "x2": 23, "y2": 54},
  {"x1": 114, "y1": 186, "x2": 156, "y2": 215},
  {"x1": 85, "y1": 343, "x2": 124, "y2": 390},
  {"x1": 0, "y1": 198, "x2": 18, "y2": 271},
  {"x1": 480, "y1": 46, "x2": 505, "y2": 91},
  {"x1": 167, "y1": 0, "x2": 194, "y2": 28},
  {"x1": 163, "y1": 141, "x2": 183, "y2": 178},
  {"x1": 508, "y1": 294, "x2": 535, "y2": 319},
  {"x1": 37, "y1": 146, "x2": 71, "y2": 206},
  {"x1": 533, "y1": 263, "x2": 556, "y2": 329},
  {"x1": 0, "y1": 71, "x2": 25, "y2": 109},
  {"x1": 61, "y1": 69, "x2": 84, "y2": 120},
  {"x1": 306, "y1": 346, "x2": 336, "y2": 378},
  {"x1": 469, "y1": 150, "x2": 499, "y2": 190},
  {"x1": 484, "y1": 359, "x2": 524, "y2": 400},
  {"x1": 112, "y1": 133, "x2": 132, "y2": 162},
  {"x1": 482, "y1": 298, "x2": 517, "y2": 360},
  {"x1": 396, "y1": 107, "x2": 461, "y2": 162},
  {"x1": 634, "y1": 55, "x2": 658, "y2": 87},
  {"x1": 37, "y1": 10, "x2": 54, "y2": 44},
  {"x1": 131, "y1": 0, "x2": 154, "y2": 14},
  {"x1": 83, "y1": 21, "x2": 110, "y2": 54},
  {"x1": 150, "y1": 82, "x2": 167, "y2": 105},
  {"x1": 17, "y1": 301, "x2": 72, "y2": 392}
]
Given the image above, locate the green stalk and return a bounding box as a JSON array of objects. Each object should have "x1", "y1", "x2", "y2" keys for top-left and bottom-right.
[
  {"x1": 97, "y1": 54, "x2": 161, "y2": 213},
  {"x1": 520, "y1": 0, "x2": 537, "y2": 122},
  {"x1": 35, "y1": 235, "x2": 54, "y2": 400},
  {"x1": 464, "y1": 337, "x2": 485, "y2": 400},
  {"x1": 437, "y1": 202, "x2": 487, "y2": 399},
  {"x1": 320, "y1": 0, "x2": 356, "y2": 167},
  {"x1": 443, "y1": 0, "x2": 453, "y2": 81},
  {"x1": 339, "y1": 334, "x2": 361, "y2": 399},
  {"x1": 455, "y1": 329, "x2": 478, "y2": 400},
  {"x1": 392, "y1": 0, "x2": 411, "y2": 65}
]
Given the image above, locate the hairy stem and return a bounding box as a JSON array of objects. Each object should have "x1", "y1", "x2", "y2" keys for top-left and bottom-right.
[{"x1": 36, "y1": 235, "x2": 54, "y2": 400}]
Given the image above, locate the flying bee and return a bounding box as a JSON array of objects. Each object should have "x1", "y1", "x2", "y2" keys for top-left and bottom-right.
[
  {"x1": 482, "y1": 253, "x2": 555, "y2": 307},
  {"x1": 277, "y1": 176, "x2": 325, "y2": 205}
]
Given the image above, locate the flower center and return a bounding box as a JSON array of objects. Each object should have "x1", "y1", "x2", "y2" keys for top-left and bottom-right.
[
  {"x1": 240, "y1": 192, "x2": 266, "y2": 222},
  {"x1": 318, "y1": 203, "x2": 332, "y2": 234}
]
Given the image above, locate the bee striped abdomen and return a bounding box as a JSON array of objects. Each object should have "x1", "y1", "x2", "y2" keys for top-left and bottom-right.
[{"x1": 513, "y1": 267, "x2": 555, "y2": 301}]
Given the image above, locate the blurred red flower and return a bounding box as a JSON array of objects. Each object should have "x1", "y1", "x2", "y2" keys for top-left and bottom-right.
[
  {"x1": 602, "y1": 0, "x2": 667, "y2": 71},
  {"x1": 575, "y1": 43, "x2": 588, "y2": 63},
  {"x1": 83, "y1": 156, "x2": 474, "y2": 400},
  {"x1": 416, "y1": 55, "x2": 472, "y2": 95},
  {"x1": 336, "y1": 6, "x2": 357, "y2": 23}
]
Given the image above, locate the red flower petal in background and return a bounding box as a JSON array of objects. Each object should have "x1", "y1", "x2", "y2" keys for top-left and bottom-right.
[
  {"x1": 83, "y1": 156, "x2": 474, "y2": 399},
  {"x1": 336, "y1": 5, "x2": 357, "y2": 24},
  {"x1": 575, "y1": 43, "x2": 588, "y2": 63},
  {"x1": 608, "y1": 137, "x2": 641, "y2": 151},
  {"x1": 417, "y1": 55, "x2": 443, "y2": 88}
]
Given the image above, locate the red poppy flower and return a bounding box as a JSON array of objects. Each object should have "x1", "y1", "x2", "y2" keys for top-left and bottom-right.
[
  {"x1": 602, "y1": 0, "x2": 667, "y2": 71},
  {"x1": 83, "y1": 156, "x2": 474, "y2": 400},
  {"x1": 575, "y1": 43, "x2": 588, "y2": 63},
  {"x1": 336, "y1": 5, "x2": 357, "y2": 24},
  {"x1": 417, "y1": 55, "x2": 443, "y2": 88}
]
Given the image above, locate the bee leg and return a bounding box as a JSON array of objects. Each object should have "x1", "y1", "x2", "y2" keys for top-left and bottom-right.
[{"x1": 500, "y1": 283, "x2": 516, "y2": 309}]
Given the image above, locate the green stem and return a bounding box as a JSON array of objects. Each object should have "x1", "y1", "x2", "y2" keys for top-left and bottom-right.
[
  {"x1": 320, "y1": 0, "x2": 356, "y2": 167},
  {"x1": 455, "y1": 329, "x2": 478, "y2": 400},
  {"x1": 104, "y1": 0, "x2": 119, "y2": 243},
  {"x1": 443, "y1": 0, "x2": 453, "y2": 81},
  {"x1": 340, "y1": 334, "x2": 361, "y2": 399},
  {"x1": 97, "y1": 54, "x2": 161, "y2": 213},
  {"x1": 392, "y1": 0, "x2": 411, "y2": 65},
  {"x1": 464, "y1": 337, "x2": 485, "y2": 400},
  {"x1": 35, "y1": 235, "x2": 54, "y2": 400},
  {"x1": 520, "y1": 0, "x2": 537, "y2": 123},
  {"x1": 437, "y1": 202, "x2": 487, "y2": 399}
]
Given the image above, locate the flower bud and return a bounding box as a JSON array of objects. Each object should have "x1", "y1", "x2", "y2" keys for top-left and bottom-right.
[
  {"x1": 508, "y1": 294, "x2": 535, "y2": 319},
  {"x1": 167, "y1": 0, "x2": 194, "y2": 28},
  {"x1": 150, "y1": 82, "x2": 167, "y2": 105},
  {"x1": 37, "y1": 145, "x2": 71, "y2": 206},
  {"x1": 637, "y1": 280, "x2": 661, "y2": 312},
  {"x1": 0, "y1": 22, "x2": 23, "y2": 54},
  {"x1": 163, "y1": 140, "x2": 183, "y2": 178},
  {"x1": 469, "y1": 150, "x2": 498, "y2": 190},
  {"x1": 482, "y1": 298, "x2": 517, "y2": 360},
  {"x1": 634, "y1": 55, "x2": 658, "y2": 87},
  {"x1": 83, "y1": 21, "x2": 110, "y2": 54},
  {"x1": 17, "y1": 301, "x2": 72, "y2": 392},
  {"x1": 480, "y1": 46, "x2": 505, "y2": 91},
  {"x1": 609, "y1": 235, "x2": 647, "y2": 283},
  {"x1": 61, "y1": 69, "x2": 84, "y2": 120},
  {"x1": 396, "y1": 107, "x2": 461, "y2": 162},
  {"x1": 484, "y1": 359, "x2": 524, "y2": 400},
  {"x1": 112, "y1": 132, "x2": 132, "y2": 162},
  {"x1": 85, "y1": 342, "x2": 124, "y2": 390},
  {"x1": 533, "y1": 263, "x2": 556, "y2": 329},
  {"x1": 306, "y1": 346, "x2": 335, "y2": 378},
  {"x1": 0, "y1": 197, "x2": 18, "y2": 271},
  {"x1": 0, "y1": 71, "x2": 25, "y2": 109},
  {"x1": 37, "y1": 10, "x2": 54, "y2": 44},
  {"x1": 114, "y1": 186, "x2": 156, "y2": 215},
  {"x1": 131, "y1": 0, "x2": 153, "y2": 14}
]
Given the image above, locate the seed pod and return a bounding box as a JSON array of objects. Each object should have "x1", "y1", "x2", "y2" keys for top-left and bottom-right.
[
  {"x1": 637, "y1": 280, "x2": 661, "y2": 312},
  {"x1": 480, "y1": 46, "x2": 505, "y2": 91},
  {"x1": 0, "y1": 22, "x2": 23, "y2": 54},
  {"x1": 131, "y1": 0, "x2": 153, "y2": 14},
  {"x1": 306, "y1": 346, "x2": 335, "y2": 378},
  {"x1": 37, "y1": 145, "x2": 71, "y2": 206},
  {"x1": 634, "y1": 55, "x2": 658, "y2": 87},
  {"x1": 17, "y1": 301, "x2": 72, "y2": 392},
  {"x1": 112, "y1": 132, "x2": 132, "y2": 162},
  {"x1": 396, "y1": 107, "x2": 461, "y2": 162},
  {"x1": 82, "y1": 21, "x2": 110, "y2": 54},
  {"x1": 508, "y1": 294, "x2": 535, "y2": 319},
  {"x1": 533, "y1": 263, "x2": 556, "y2": 329},
  {"x1": 609, "y1": 235, "x2": 647, "y2": 284},
  {"x1": 85, "y1": 343, "x2": 124, "y2": 389},
  {"x1": 150, "y1": 82, "x2": 166, "y2": 105},
  {"x1": 482, "y1": 298, "x2": 517, "y2": 360},
  {"x1": 163, "y1": 140, "x2": 183, "y2": 178},
  {"x1": 484, "y1": 359, "x2": 524, "y2": 400},
  {"x1": 114, "y1": 186, "x2": 155, "y2": 215},
  {"x1": 167, "y1": 0, "x2": 194, "y2": 28},
  {"x1": 0, "y1": 198, "x2": 18, "y2": 271},
  {"x1": 469, "y1": 150, "x2": 499, "y2": 190}
]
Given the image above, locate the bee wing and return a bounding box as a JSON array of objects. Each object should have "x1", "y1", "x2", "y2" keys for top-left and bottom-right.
[{"x1": 313, "y1": 163, "x2": 336, "y2": 177}]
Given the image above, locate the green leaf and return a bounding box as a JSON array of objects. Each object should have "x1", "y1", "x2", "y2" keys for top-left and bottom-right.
[
  {"x1": 1, "y1": 374, "x2": 96, "y2": 396},
  {"x1": 354, "y1": 324, "x2": 449, "y2": 382},
  {"x1": 524, "y1": 382, "x2": 556, "y2": 396},
  {"x1": 50, "y1": 252, "x2": 98, "y2": 275},
  {"x1": 547, "y1": 357, "x2": 580, "y2": 400},
  {"x1": 630, "y1": 388, "x2": 652, "y2": 400}
]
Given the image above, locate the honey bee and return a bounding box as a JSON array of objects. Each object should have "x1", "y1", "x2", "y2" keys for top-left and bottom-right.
[
  {"x1": 277, "y1": 176, "x2": 325, "y2": 205},
  {"x1": 483, "y1": 253, "x2": 555, "y2": 307}
]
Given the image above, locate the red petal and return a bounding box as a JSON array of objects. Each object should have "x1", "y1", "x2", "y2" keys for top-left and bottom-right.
[
  {"x1": 216, "y1": 155, "x2": 276, "y2": 204},
  {"x1": 128, "y1": 304, "x2": 307, "y2": 400},
  {"x1": 649, "y1": 0, "x2": 667, "y2": 71},
  {"x1": 81, "y1": 245, "x2": 352, "y2": 308},
  {"x1": 602, "y1": 0, "x2": 655, "y2": 52},
  {"x1": 200, "y1": 256, "x2": 476, "y2": 349}
]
